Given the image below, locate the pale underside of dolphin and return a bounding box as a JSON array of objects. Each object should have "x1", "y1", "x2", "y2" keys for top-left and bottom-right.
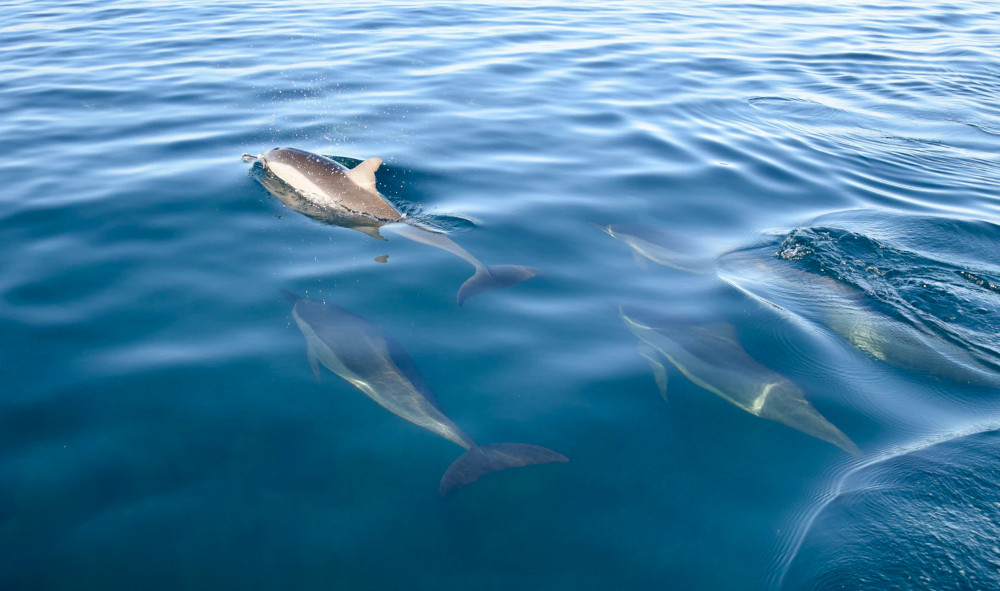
[
  {"x1": 620, "y1": 309, "x2": 859, "y2": 454},
  {"x1": 283, "y1": 291, "x2": 567, "y2": 496},
  {"x1": 244, "y1": 147, "x2": 539, "y2": 305}
]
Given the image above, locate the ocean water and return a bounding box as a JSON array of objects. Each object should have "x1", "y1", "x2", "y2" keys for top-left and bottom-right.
[{"x1": 2, "y1": 1, "x2": 1000, "y2": 589}]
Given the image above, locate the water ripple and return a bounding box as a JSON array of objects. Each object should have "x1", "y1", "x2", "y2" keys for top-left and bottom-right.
[{"x1": 3, "y1": 1, "x2": 1000, "y2": 589}]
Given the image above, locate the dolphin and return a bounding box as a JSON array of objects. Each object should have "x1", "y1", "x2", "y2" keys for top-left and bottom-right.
[
  {"x1": 599, "y1": 221, "x2": 1000, "y2": 387},
  {"x1": 716, "y1": 247, "x2": 1000, "y2": 387},
  {"x1": 620, "y1": 308, "x2": 859, "y2": 454},
  {"x1": 595, "y1": 223, "x2": 714, "y2": 274},
  {"x1": 244, "y1": 148, "x2": 539, "y2": 304},
  {"x1": 283, "y1": 291, "x2": 567, "y2": 496}
]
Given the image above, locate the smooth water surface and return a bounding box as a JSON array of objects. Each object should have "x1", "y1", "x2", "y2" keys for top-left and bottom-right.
[{"x1": 2, "y1": 1, "x2": 1000, "y2": 589}]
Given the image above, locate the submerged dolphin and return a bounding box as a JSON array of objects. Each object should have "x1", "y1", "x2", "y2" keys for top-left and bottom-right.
[
  {"x1": 716, "y1": 250, "x2": 1000, "y2": 387},
  {"x1": 620, "y1": 309, "x2": 859, "y2": 454},
  {"x1": 596, "y1": 223, "x2": 714, "y2": 274},
  {"x1": 244, "y1": 148, "x2": 539, "y2": 304},
  {"x1": 600, "y1": 221, "x2": 1000, "y2": 387},
  {"x1": 283, "y1": 291, "x2": 567, "y2": 496}
]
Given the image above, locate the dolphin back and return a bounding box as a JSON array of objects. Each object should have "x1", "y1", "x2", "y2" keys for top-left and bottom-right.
[{"x1": 440, "y1": 442, "x2": 568, "y2": 497}]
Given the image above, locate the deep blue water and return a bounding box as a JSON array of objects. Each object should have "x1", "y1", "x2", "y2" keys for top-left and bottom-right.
[{"x1": 2, "y1": 1, "x2": 1000, "y2": 589}]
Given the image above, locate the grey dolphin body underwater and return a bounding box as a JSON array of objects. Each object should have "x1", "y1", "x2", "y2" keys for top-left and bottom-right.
[
  {"x1": 594, "y1": 224, "x2": 713, "y2": 274},
  {"x1": 244, "y1": 148, "x2": 539, "y2": 304},
  {"x1": 620, "y1": 309, "x2": 859, "y2": 454},
  {"x1": 602, "y1": 222, "x2": 1000, "y2": 387},
  {"x1": 716, "y1": 250, "x2": 1000, "y2": 387},
  {"x1": 283, "y1": 291, "x2": 568, "y2": 496}
]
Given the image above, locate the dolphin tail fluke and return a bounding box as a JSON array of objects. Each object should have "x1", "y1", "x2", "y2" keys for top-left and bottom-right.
[
  {"x1": 457, "y1": 265, "x2": 541, "y2": 305},
  {"x1": 439, "y1": 443, "x2": 568, "y2": 497}
]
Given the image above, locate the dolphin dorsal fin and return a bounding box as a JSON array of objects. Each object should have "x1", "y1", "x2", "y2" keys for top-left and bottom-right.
[{"x1": 346, "y1": 157, "x2": 382, "y2": 193}]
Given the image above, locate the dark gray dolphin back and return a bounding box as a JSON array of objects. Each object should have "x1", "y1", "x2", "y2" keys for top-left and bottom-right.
[{"x1": 264, "y1": 146, "x2": 350, "y2": 172}]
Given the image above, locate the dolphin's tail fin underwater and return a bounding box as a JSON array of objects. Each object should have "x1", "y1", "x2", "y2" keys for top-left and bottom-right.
[
  {"x1": 440, "y1": 442, "x2": 568, "y2": 497},
  {"x1": 457, "y1": 265, "x2": 541, "y2": 306}
]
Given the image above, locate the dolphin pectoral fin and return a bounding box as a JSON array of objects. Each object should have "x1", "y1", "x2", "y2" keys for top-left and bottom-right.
[
  {"x1": 242, "y1": 153, "x2": 258, "y2": 162},
  {"x1": 355, "y1": 225, "x2": 388, "y2": 241},
  {"x1": 631, "y1": 249, "x2": 650, "y2": 270},
  {"x1": 439, "y1": 443, "x2": 568, "y2": 497},
  {"x1": 346, "y1": 157, "x2": 382, "y2": 193},
  {"x1": 637, "y1": 343, "x2": 669, "y2": 401},
  {"x1": 305, "y1": 339, "x2": 323, "y2": 382},
  {"x1": 457, "y1": 265, "x2": 542, "y2": 306}
]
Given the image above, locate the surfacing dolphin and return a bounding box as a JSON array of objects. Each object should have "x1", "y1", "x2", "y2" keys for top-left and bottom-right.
[
  {"x1": 620, "y1": 308, "x2": 859, "y2": 454},
  {"x1": 244, "y1": 148, "x2": 539, "y2": 304},
  {"x1": 283, "y1": 290, "x2": 568, "y2": 496}
]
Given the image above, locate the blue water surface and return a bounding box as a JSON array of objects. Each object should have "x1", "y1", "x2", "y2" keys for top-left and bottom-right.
[{"x1": 2, "y1": 1, "x2": 1000, "y2": 589}]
